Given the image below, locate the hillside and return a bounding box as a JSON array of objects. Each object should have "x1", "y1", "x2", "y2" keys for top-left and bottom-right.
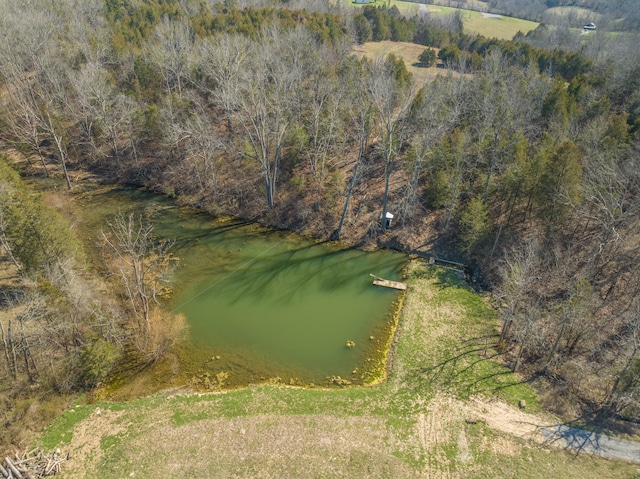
[
  {"x1": 422, "y1": 0, "x2": 640, "y2": 30},
  {"x1": 0, "y1": 0, "x2": 640, "y2": 470}
]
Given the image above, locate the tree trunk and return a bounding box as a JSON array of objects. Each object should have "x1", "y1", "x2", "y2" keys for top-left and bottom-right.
[
  {"x1": 546, "y1": 320, "x2": 567, "y2": 370},
  {"x1": 380, "y1": 166, "x2": 393, "y2": 231},
  {"x1": 19, "y1": 318, "x2": 35, "y2": 382},
  {"x1": 380, "y1": 137, "x2": 395, "y2": 231},
  {"x1": 0, "y1": 320, "x2": 16, "y2": 380},
  {"x1": 265, "y1": 176, "x2": 275, "y2": 211},
  {"x1": 605, "y1": 352, "x2": 637, "y2": 411},
  {"x1": 0, "y1": 225, "x2": 21, "y2": 272},
  {"x1": 335, "y1": 137, "x2": 365, "y2": 240},
  {"x1": 8, "y1": 320, "x2": 18, "y2": 380},
  {"x1": 512, "y1": 339, "x2": 525, "y2": 372}
]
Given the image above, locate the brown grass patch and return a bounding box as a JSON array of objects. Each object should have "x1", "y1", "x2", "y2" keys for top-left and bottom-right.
[
  {"x1": 466, "y1": 396, "x2": 555, "y2": 442},
  {"x1": 63, "y1": 408, "x2": 127, "y2": 478},
  {"x1": 353, "y1": 41, "x2": 453, "y2": 85},
  {"x1": 117, "y1": 413, "x2": 416, "y2": 478}
]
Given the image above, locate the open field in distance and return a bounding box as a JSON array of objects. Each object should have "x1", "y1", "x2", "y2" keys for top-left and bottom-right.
[{"x1": 346, "y1": 0, "x2": 539, "y2": 39}]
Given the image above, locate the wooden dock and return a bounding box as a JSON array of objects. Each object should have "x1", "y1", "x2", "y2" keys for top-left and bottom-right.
[{"x1": 370, "y1": 274, "x2": 407, "y2": 291}]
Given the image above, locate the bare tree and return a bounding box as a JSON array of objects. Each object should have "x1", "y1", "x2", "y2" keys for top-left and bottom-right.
[
  {"x1": 303, "y1": 61, "x2": 344, "y2": 211},
  {"x1": 400, "y1": 79, "x2": 457, "y2": 226},
  {"x1": 0, "y1": 181, "x2": 21, "y2": 271},
  {"x1": 196, "y1": 33, "x2": 250, "y2": 133},
  {"x1": 510, "y1": 306, "x2": 543, "y2": 373},
  {"x1": 335, "y1": 59, "x2": 373, "y2": 240},
  {"x1": 102, "y1": 213, "x2": 175, "y2": 336},
  {"x1": 163, "y1": 98, "x2": 223, "y2": 198},
  {"x1": 70, "y1": 62, "x2": 138, "y2": 168},
  {"x1": 147, "y1": 16, "x2": 194, "y2": 96},
  {"x1": 440, "y1": 129, "x2": 472, "y2": 232},
  {"x1": 368, "y1": 57, "x2": 414, "y2": 231},
  {"x1": 606, "y1": 302, "x2": 640, "y2": 414},
  {"x1": 1, "y1": 66, "x2": 74, "y2": 190},
  {"x1": 0, "y1": 319, "x2": 17, "y2": 380},
  {"x1": 0, "y1": 4, "x2": 71, "y2": 183},
  {"x1": 496, "y1": 238, "x2": 541, "y2": 343},
  {"x1": 545, "y1": 277, "x2": 594, "y2": 371},
  {"x1": 469, "y1": 52, "x2": 524, "y2": 206},
  {"x1": 234, "y1": 27, "x2": 301, "y2": 210}
]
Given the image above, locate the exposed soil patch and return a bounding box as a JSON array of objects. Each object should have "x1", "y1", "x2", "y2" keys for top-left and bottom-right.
[
  {"x1": 466, "y1": 396, "x2": 553, "y2": 442},
  {"x1": 63, "y1": 408, "x2": 127, "y2": 478},
  {"x1": 116, "y1": 413, "x2": 415, "y2": 479}
]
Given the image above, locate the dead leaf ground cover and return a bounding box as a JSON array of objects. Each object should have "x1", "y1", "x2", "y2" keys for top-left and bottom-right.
[{"x1": 38, "y1": 262, "x2": 639, "y2": 478}]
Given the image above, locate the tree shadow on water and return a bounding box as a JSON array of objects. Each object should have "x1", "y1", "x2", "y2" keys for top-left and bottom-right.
[{"x1": 181, "y1": 241, "x2": 406, "y2": 307}]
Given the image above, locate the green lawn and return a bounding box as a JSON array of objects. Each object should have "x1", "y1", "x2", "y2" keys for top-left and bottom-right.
[
  {"x1": 462, "y1": 10, "x2": 539, "y2": 39},
  {"x1": 37, "y1": 261, "x2": 639, "y2": 478}
]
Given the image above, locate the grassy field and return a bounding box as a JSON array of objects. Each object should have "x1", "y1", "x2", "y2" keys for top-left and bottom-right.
[
  {"x1": 38, "y1": 263, "x2": 639, "y2": 478},
  {"x1": 346, "y1": 1, "x2": 539, "y2": 40},
  {"x1": 353, "y1": 41, "x2": 448, "y2": 85},
  {"x1": 545, "y1": 6, "x2": 601, "y2": 24},
  {"x1": 462, "y1": 11, "x2": 539, "y2": 39}
]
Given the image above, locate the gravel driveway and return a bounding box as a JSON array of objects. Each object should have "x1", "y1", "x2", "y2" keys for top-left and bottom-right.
[{"x1": 541, "y1": 425, "x2": 640, "y2": 464}]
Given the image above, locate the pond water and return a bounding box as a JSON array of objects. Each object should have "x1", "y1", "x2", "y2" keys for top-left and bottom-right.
[{"x1": 74, "y1": 187, "x2": 406, "y2": 388}]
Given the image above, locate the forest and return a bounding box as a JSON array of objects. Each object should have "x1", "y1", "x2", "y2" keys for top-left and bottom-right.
[{"x1": 0, "y1": 0, "x2": 639, "y2": 453}]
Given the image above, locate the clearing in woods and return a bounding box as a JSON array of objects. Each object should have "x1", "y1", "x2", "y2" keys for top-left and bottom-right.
[
  {"x1": 38, "y1": 263, "x2": 639, "y2": 478},
  {"x1": 353, "y1": 41, "x2": 448, "y2": 85}
]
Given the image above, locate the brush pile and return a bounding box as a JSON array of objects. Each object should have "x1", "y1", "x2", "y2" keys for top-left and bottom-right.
[{"x1": 0, "y1": 449, "x2": 70, "y2": 478}]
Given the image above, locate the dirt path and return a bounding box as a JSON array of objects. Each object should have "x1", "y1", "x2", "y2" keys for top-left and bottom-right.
[{"x1": 469, "y1": 396, "x2": 640, "y2": 464}]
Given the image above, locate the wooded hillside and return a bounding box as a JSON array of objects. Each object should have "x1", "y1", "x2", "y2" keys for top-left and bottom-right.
[{"x1": 1, "y1": 0, "x2": 640, "y2": 448}]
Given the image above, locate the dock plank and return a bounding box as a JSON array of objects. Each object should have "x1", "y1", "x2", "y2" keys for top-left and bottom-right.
[{"x1": 370, "y1": 274, "x2": 407, "y2": 291}]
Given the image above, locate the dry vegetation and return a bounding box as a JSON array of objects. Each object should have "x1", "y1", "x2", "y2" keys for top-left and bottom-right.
[{"x1": 353, "y1": 41, "x2": 448, "y2": 85}]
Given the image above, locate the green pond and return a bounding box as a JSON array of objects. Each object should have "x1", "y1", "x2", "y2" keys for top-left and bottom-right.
[{"x1": 74, "y1": 187, "x2": 406, "y2": 388}]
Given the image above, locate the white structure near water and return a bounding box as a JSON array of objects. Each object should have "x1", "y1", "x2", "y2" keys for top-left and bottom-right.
[{"x1": 380, "y1": 211, "x2": 394, "y2": 228}]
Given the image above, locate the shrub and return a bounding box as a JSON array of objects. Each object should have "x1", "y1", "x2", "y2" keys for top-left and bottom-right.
[
  {"x1": 419, "y1": 47, "x2": 437, "y2": 67},
  {"x1": 79, "y1": 338, "x2": 120, "y2": 388}
]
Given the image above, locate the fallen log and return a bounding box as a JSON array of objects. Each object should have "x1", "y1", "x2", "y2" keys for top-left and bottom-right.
[
  {"x1": 4, "y1": 458, "x2": 22, "y2": 479},
  {"x1": 1, "y1": 448, "x2": 71, "y2": 478},
  {"x1": 44, "y1": 459, "x2": 64, "y2": 476}
]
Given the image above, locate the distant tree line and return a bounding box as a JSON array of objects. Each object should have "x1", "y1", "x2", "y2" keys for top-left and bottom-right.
[{"x1": 354, "y1": 5, "x2": 593, "y2": 81}]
